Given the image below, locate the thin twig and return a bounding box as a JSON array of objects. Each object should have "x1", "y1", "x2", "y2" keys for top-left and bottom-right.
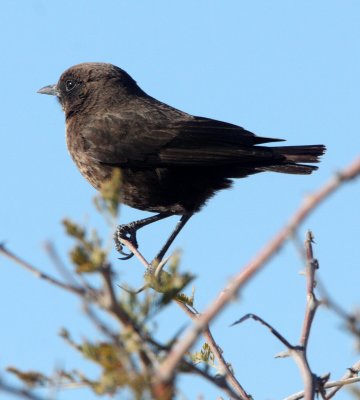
[
  {"x1": 155, "y1": 156, "x2": 360, "y2": 386},
  {"x1": 0, "y1": 244, "x2": 84, "y2": 296},
  {"x1": 43, "y1": 241, "x2": 79, "y2": 287},
  {"x1": 0, "y1": 380, "x2": 47, "y2": 400}
]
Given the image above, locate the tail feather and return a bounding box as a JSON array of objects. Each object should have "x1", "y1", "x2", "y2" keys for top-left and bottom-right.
[
  {"x1": 272, "y1": 145, "x2": 326, "y2": 163},
  {"x1": 260, "y1": 144, "x2": 326, "y2": 175},
  {"x1": 263, "y1": 164, "x2": 318, "y2": 175}
]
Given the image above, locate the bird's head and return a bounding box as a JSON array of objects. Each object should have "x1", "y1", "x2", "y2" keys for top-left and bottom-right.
[{"x1": 38, "y1": 62, "x2": 143, "y2": 117}]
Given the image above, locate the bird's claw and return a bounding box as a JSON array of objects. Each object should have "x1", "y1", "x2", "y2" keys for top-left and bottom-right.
[
  {"x1": 118, "y1": 247, "x2": 134, "y2": 260},
  {"x1": 114, "y1": 224, "x2": 139, "y2": 260}
]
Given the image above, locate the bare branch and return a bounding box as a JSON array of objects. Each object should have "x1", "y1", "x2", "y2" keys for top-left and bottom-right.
[
  {"x1": 155, "y1": 156, "x2": 360, "y2": 386},
  {"x1": 300, "y1": 231, "x2": 319, "y2": 349},
  {"x1": 0, "y1": 244, "x2": 84, "y2": 296},
  {"x1": 290, "y1": 231, "x2": 320, "y2": 399}
]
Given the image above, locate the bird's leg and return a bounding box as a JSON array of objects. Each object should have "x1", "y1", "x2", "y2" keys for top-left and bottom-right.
[
  {"x1": 152, "y1": 214, "x2": 192, "y2": 265},
  {"x1": 114, "y1": 213, "x2": 171, "y2": 260}
]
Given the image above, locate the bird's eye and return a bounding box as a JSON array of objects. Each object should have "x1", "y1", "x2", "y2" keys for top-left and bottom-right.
[{"x1": 65, "y1": 79, "x2": 76, "y2": 92}]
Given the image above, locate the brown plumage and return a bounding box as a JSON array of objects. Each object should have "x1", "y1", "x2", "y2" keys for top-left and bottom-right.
[{"x1": 38, "y1": 62, "x2": 325, "y2": 260}]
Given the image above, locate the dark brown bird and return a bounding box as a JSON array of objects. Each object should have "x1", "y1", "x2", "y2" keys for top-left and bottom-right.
[{"x1": 38, "y1": 62, "x2": 325, "y2": 262}]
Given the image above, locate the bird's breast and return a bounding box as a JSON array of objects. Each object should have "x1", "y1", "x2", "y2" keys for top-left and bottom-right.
[{"x1": 65, "y1": 124, "x2": 112, "y2": 190}]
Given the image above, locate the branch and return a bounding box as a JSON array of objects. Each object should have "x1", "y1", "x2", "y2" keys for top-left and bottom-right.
[
  {"x1": 0, "y1": 244, "x2": 84, "y2": 296},
  {"x1": 290, "y1": 231, "x2": 320, "y2": 399},
  {"x1": 155, "y1": 156, "x2": 360, "y2": 387}
]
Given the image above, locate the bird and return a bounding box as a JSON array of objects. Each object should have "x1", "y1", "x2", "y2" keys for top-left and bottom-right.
[{"x1": 38, "y1": 62, "x2": 325, "y2": 263}]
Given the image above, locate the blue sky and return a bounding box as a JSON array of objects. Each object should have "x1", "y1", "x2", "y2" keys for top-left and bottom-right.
[{"x1": 1, "y1": 1, "x2": 360, "y2": 399}]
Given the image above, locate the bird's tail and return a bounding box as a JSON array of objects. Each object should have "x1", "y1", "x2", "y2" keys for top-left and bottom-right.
[{"x1": 263, "y1": 145, "x2": 326, "y2": 174}]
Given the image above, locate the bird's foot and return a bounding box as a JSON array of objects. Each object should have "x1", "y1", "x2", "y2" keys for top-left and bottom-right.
[{"x1": 114, "y1": 223, "x2": 139, "y2": 260}]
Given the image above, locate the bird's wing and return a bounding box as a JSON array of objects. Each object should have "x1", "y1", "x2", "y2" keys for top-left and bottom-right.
[
  {"x1": 82, "y1": 113, "x2": 284, "y2": 167},
  {"x1": 158, "y1": 117, "x2": 284, "y2": 166}
]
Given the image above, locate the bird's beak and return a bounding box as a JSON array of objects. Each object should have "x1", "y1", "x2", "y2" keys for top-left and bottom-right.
[{"x1": 37, "y1": 84, "x2": 59, "y2": 96}]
